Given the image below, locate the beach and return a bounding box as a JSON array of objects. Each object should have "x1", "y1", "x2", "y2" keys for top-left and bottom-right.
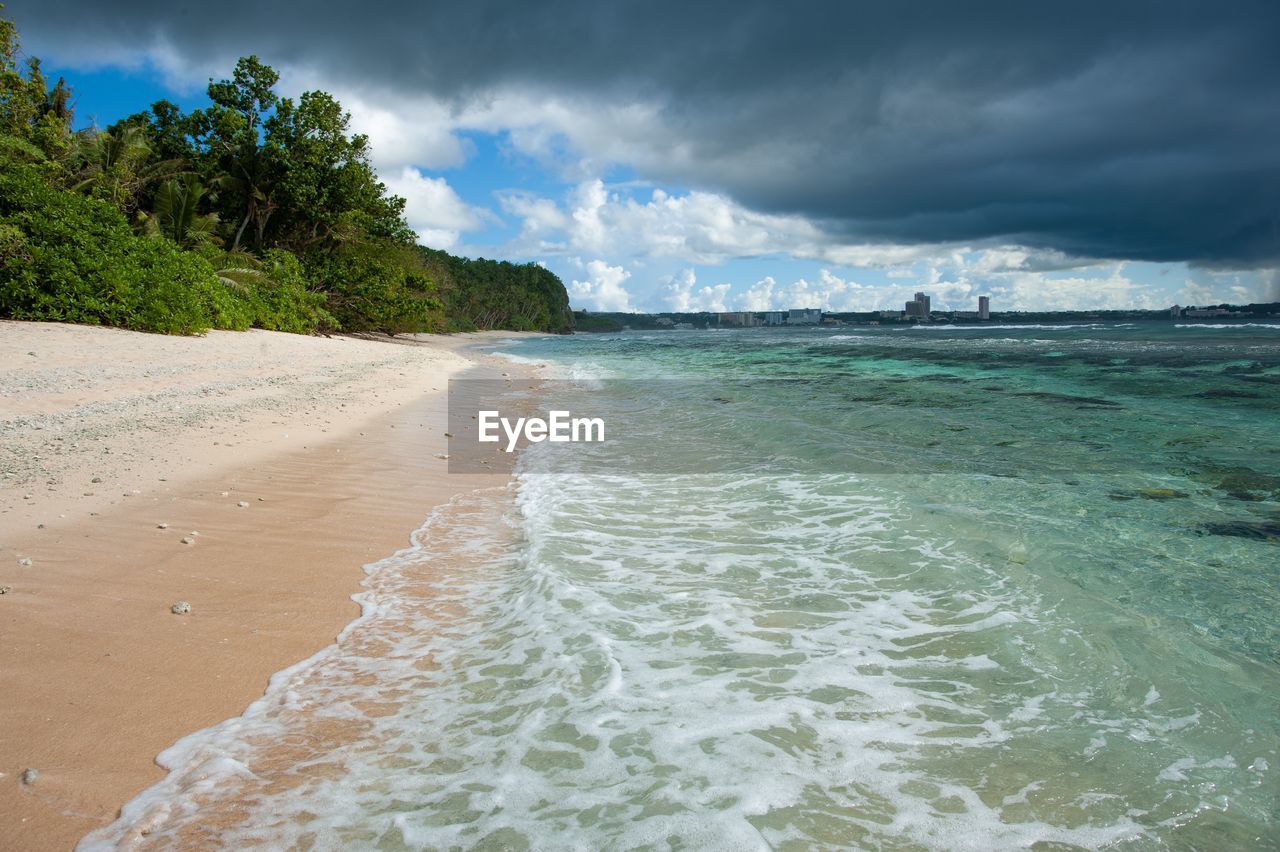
[
  {"x1": 4, "y1": 322, "x2": 1278, "y2": 848},
  {"x1": 0, "y1": 321, "x2": 521, "y2": 850}
]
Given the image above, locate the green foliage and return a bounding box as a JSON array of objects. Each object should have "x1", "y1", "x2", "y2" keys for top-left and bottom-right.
[
  {"x1": 421, "y1": 248, "x2": 573, "y2": 333},
  {"x1": 142, "y1": 174, "x2": 220, "y2": 248},
  {"x1": 0, "y1": 9, "x2": 72, "y2": 165},
  {"x1": 251, "y1": 248, "x2": 336, "y2": 333},
  {"x1": 71, "y1": 124, "x2": 185, "y2": 214},
  {"x1": 265, "y1": 89, "x2": 411, "y2": 248},
  {"x1": 572, "y1": 311, "x2": 625, "y2": 332},
  {"x1": 0, "y1": 9, "x2": 571, "y2": 337},
  {"x1": 308, "y1": 241, "x2": 445, "y2": 334},
  {"x1": 0, "y1": 155, "x2": 221, "y2": 333},
  {"x1": 190, "y1": 56, "x2": 281, "y2": 253}
]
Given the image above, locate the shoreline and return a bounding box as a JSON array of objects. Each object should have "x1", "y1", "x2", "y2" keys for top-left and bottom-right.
[{"x1": 0, "y1": 321, "x2": 537, "y2": 850}]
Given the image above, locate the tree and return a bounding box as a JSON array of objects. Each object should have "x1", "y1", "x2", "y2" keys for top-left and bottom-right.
[
  {"x1": 71, "y1": 125, "x2": 185, "y2": 214},
  {"x1": 265, "y1": 89, "x2": 411, "y2": 250},
  {"x1": 0, "y1": 4, "x2": 572, "y2": 338},
  {"x1": 0, "y1": 7, "x2": 72, "y2": 161},
  {"x1": 189, "y1": 56, "x2": 281, "y2": 252},
  {"x1": 141, "y1": 174, "x2": 219, "y2": 248}
]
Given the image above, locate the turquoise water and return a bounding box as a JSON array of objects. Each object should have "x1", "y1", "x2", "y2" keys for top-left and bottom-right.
[{"x1": 86, "y1": 323, "x2": 1279, "y2": 849}]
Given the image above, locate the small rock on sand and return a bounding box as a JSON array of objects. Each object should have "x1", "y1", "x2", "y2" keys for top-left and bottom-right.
[
  {"x1": 0, "y1": 586, "x2": 12, "y2": 595},
  {"x1": 21, "y1": 768, "x2": 38, "y2": 785},
  {"x1": 237, "y1": 500, "x2": 249, "y2": 508},
  {"x1": 170, "y1": 601, "x2": 191, "y2": 615},
  {"x1": 18, "y1": 557, "x2": 32, "y2": 567},
  {"x1": 157, "y1": 522, "x2": 168, "y2": 529},
  {"x1": 180, "y1": 537, "x2": 194, "y2": 545}
]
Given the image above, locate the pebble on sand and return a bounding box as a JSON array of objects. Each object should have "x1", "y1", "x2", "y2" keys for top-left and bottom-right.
[
  {"x1": 180, "y1": 537, "x2": 194, "y2": 545},
  {"x1": 21, "y1": 768, "x2": 38, "y2": 785},
  {"x1": 237, "y1": 500, "x2": 249, "y2": 508},
  {"x1": 18, "y1": 557, "x2": 32, "y2": 567},
  {"x1": 170, "y1": 601, "x2": 191, "y2": 614},
  {"x1": 0, "y1": 586, "x2": 12, "y2": 595},
  {"x1": 157, "y1": 522, "x2": 169, "y2": 529}
]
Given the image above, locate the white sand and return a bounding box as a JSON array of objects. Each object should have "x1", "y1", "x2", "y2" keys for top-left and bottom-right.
[{"x1": 0, "y1": 320, "x2": 531, "y2": 850}]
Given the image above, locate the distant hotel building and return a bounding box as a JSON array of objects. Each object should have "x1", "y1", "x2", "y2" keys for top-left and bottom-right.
[
  {"x1": 1185, "y1": 306, "x2": 1240, "y2": 318},
  {"x1": 763, "y1": 311, "x2": 785, "y2": 326},
  {"x1": 914, "y1": 292, "x2": 931, "y2": 319},
  {"x1": 978, "y1": 295, "x2": 990, "y2": 320},
  {"x1": 787, "y1": 308, "x2": 822, "y2": 325},
  {"x1": 717, "y1": 311, "x2": 760, "y2": 327},
  {"x1": 905, "y1": 292, "x2": 931, "y2": 320}
]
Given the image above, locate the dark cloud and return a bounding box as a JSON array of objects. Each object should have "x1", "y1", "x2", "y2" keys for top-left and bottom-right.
[{"x1": 14, "y1": 1, "x2": 1280, "y2": 265}]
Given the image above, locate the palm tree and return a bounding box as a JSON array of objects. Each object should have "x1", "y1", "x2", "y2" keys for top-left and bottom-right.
[
  {"x1": 72, "y1": 125, "x2": 184, "y2": 213},
  {"x1": 205, "y1": 249, "x2": 266, "y2": 292},
  {"x1": 140, "y1": 174, "x2": 220, "y2": 248}
]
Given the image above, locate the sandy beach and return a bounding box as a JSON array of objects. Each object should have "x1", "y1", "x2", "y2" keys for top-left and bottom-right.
[{"x1": 0, "y1": 321, "x2": 524, "y2": 850}]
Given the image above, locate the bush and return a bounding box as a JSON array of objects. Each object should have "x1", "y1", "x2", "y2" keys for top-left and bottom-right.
[
  {"x1": 0, "y1": 158, "x2": 224, "y2": 333},
  {"x1": 420, "y1": 247, "x2": 573, "y2": 333},
  {"x1": 308, "y1": 241, "x2": 445, "y2": 334},
  {"x1": 251, "y1": 249, "x2": 336, "y2": 334}
]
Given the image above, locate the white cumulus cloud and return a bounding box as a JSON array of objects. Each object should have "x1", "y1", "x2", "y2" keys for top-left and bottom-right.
[
  {"x1": 661, "y1": 269, "x2": 731, "y2": 312},
  {"x1": 501, "y1": 180, "x2": 829, "y2": 264},
  {"x1": 381, "y1": 167, "x2": 481, "y2": 250},
  {"x1": 570, "y1": 260, "x2": 637, "y2": 312}
]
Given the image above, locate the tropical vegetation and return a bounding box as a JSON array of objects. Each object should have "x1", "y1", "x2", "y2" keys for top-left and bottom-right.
[{"x1": 0, "y1": 9, "x2": 572, "y2": 335}]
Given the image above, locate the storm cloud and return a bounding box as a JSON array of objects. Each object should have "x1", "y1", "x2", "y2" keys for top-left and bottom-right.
[{"x1": 14, "y1": 0, "x2": 1280, "y2": 266}]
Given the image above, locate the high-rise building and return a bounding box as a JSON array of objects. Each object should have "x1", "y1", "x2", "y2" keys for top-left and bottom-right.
[
  {"x1": 905, "y1": 299, "x2": 926, "y2": 319},
  {"x1": 913, "y1": 292, "x2": 931, "y2": 319},
  {"x1": 786, "y1": 308, "x2": 822, "y2": 325},
  {"x1": 978, "y1": 295, "x2": 990, "y2": 320}
]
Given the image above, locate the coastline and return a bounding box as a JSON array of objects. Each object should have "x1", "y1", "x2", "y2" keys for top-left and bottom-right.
[{"x1": 0, "y1": 321, "x2": 535, "y2": 850}]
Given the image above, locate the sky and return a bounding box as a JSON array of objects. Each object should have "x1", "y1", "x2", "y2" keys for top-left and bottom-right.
[{"x1": 9, "y1": 1, "x2": 1280, "y2": 313}]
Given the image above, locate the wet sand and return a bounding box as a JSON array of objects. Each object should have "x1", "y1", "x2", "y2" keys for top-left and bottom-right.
[{"x1": 0, "y1": 322, "x2": 529, "y2": 849}]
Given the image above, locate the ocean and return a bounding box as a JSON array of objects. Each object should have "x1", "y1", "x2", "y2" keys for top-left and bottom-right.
[{"x1": 86, "y1": 322, "x2": 1279, "y2": 849}]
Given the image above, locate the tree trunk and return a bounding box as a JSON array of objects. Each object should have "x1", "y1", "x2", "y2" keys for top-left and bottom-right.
[{"x1": 231, "y1": 207, "x2": 252, "y2": 254}]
